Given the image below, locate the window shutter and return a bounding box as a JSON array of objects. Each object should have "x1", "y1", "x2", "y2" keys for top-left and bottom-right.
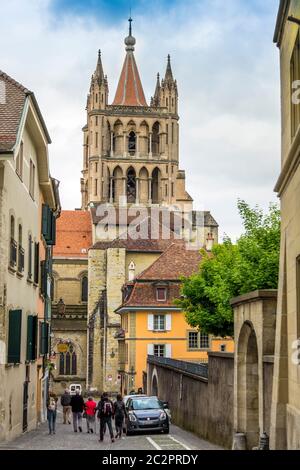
[
  {"x1": 40, "y1": 261, "x2": 47, "y2": 296},
  {"x1": 34, "y1": 243, "x2": 39, "y2": 284},
  {"x1": 166, "y1": 314, "x2": 172, "y2": 331},
  {"x1": 42, "y1": 204, "x2": 49, "y2": 239},
  {"x1": 148, "y1": 314, "x2": 154, "y2": 331},
  {"x1": 26, "y1": 315, "x2": 34, "y2": 361},
  {"x1": 49, "y1": 213, "x2": 56, "y2": 246},
  {"x1": 147, "y1": 344, "x2": 154, "y2": 356},
  {"x1": 32, "y1": 316, "x2": 38, "y2": 360},
  {"x1": 165, "y1": 344, "x2": 172, "y2": 358},
  {"x1": 40, "y1": 322, "x2": 49, "y2": 355},
  {"x1": 8, "y1": 310, "x2": 22, "y2": 363}
]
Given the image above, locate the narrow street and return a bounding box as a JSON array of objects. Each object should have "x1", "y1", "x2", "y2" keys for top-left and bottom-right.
[{"x1": 0, "y1": 408, "x2": 222, "y2": 451}]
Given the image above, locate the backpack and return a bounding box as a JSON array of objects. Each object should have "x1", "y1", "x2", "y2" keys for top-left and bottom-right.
[
  {"x1": 48, "y1": 397, "x2": 56, "y2": 411},
  {"x1": 103, "y1": 400, "x2": 113, "y2": 416},
  {"x1": 114, "y1": 400, "x2": 124, "y2": 417}
]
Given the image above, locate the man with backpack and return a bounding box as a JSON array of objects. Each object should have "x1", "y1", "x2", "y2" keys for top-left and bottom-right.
[
  {"x1": 60, "y1": 389, "x2": 71, "y2": 424},
  {"x1": 97, "y1": 392, "x2": 115, "y2": 443}
]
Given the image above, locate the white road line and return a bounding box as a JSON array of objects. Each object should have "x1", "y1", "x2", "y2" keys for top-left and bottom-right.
[
  {"x1": 146, "y1": 436, "x2": 162, "y2": 450},
  {"x1": 169, "y1": 435, "x2": 191, "y2": 450}
]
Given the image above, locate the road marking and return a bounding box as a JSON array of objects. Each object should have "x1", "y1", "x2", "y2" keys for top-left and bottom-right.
[
  {"x1": 168, "y1": 435, "x2": 191, "y2": 450},
  {"x1": 146, "y1": 436, "x2": 162, "y2": 450}
]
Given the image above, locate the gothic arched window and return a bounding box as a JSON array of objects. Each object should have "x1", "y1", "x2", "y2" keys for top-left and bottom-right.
[
  {"x1": 127, "y1": 167, "x2": 136, "y2": 203},
  {"x1": 128, "y1": 131, "x2": 136, "y2": 154},
  {"x1": 58, "y1": 344, "x2": 77, "y2": 376},
  {"x1": 81, "y1": 276, "x2": 88, "y2": 302}
]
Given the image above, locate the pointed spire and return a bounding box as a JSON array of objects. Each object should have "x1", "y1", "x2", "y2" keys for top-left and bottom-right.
[
  {"x1": 164, "y1": 54, "x2": 174, "y2": 82},
  {"x1": 94, "y1": 49, "x2": 104, "y2": 81},
  {"x1": 152, "y1": 73, "x2": 161, "y2": 106},
  {"x1": 112, "y1": 17, "x2": 147, "y2": 106}
]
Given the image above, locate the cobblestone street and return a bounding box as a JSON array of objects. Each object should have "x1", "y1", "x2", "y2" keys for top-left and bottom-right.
[{"x1": 0, "y1": 408, "x2": 222, "y2": 451}]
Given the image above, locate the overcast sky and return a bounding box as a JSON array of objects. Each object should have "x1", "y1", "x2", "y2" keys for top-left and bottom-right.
[{"x1": 1, "y1": 0, "x2": 281, "y2": 241}]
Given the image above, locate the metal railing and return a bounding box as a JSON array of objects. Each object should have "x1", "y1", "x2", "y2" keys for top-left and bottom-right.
[{"x1": 147, "y1": 355, "x2": 208, "y2": 379}]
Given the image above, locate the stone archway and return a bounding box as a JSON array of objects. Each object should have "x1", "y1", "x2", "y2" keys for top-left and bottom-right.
[{"x1": 236, "y1": 321, "x2": 259, "y2": 449}]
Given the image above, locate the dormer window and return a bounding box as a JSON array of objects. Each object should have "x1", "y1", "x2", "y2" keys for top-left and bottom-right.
[
  {"x1": 156, "y1": 287, "x2": 167, "y2": 301},
  {"x1": 128, "y1": 261, "x2": 135, "y2": 281}
]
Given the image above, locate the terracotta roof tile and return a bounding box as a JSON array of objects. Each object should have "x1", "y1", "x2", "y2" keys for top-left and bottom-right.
[
  {"x1": 112, "y1": 51, "x2": 147, "y2": 106},
  {"x1": 53, "y1": 210, "x2": 92, "y2": 259}
]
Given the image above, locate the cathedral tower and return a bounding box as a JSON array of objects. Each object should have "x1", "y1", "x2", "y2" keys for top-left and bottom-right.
[{"x1": 81, "y1": 18, "x2": 192, "y2": 211}]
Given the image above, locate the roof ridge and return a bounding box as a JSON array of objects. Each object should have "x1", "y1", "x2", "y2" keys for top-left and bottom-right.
[{"x1": 0, "y1": 70, "x2": 30, "y2": 93}]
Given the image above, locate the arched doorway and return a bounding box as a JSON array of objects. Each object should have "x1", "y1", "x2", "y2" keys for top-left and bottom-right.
[
  {"x1": 237, "y1": 322, "x2": 259, "y2": 449},
  {"x1": 127, "y1": 167, "x2": 136, "y2": 203},
  {"x1": 151, "y1": 167, "x2": 161, "y2": 204},
  {"x1": 152, "y1": 375, "x2": 158, "y2": 396}
]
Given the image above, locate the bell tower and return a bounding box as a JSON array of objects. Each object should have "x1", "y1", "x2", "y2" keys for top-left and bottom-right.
[{"x1": 81, "y1": 18, "x2": 193, "y2": 212}]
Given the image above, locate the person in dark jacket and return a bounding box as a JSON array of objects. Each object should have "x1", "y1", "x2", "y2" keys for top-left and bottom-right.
[
  {"x1": 70, "y1": 390, "x2": 85, "y2": 432},
  {"x1": 113, "y1": 394, "x2": 126, "y2": 438},
  {"x1": 97, "y1": 392, "x2": 115, "y2": 443},
  {"x1": 61, "y1": 389, "x2": 71, "y2": 424}
]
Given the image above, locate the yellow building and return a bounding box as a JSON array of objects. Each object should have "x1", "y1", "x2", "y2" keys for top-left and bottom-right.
[{"x1": 115, "y1": 242, "x2": 234, "y2": 393}]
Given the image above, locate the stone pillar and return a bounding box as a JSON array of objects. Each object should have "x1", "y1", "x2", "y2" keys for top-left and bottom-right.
[
  {"x1": 149, "y1": 133, "x2": 152, "y2": 158},
  {"x1": 136, "y1": 132, "x2": 140, "y2": 158},
  {"x1": 110, "y1": 132, "x2": 114, "y2": 157},
  {"x1": 148, "y1": 178, "x2": 152, "y2": 204},
  {"x1": 109, "y1": 177, "x2": 113, "y2": 203},
  {"x1": 136, "y1": 177, "x2": 139, "y2": 205},
  {"x1": 123, "y1": 132, "x2": 127, "y2": 158}
]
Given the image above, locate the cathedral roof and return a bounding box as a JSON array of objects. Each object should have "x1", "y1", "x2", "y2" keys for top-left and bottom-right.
[
  {"x1": 112, "y1": 19, "x2": 147, "y2": 106},
  {"x1": 53, "y1": 210, "x2": 92, "y2": 259}
]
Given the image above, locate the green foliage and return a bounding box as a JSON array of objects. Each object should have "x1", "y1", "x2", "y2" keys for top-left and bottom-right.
[{"x1": 176, "y1": 200, "x2": 280, "y2": 337}]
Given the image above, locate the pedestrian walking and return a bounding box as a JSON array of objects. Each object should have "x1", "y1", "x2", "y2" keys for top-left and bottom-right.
[
  {"x1": 60, "y1": 389, "x2": 72, "y2": 424},
  {"x1": 114, "y1": 394, "x2": 126, "y2": 439},
  {"x1": 97, "y1": 392, "x2": 115, "y2": 443},
  {"x1": 70, "y1": 389, "x2": 85, "y2": 433},
  {"x1": 85, "y1": 396, "x2": 97, "y2": 434},
  {"x1": 47, "y1": 392, "x2": 58, "y2": 435}
]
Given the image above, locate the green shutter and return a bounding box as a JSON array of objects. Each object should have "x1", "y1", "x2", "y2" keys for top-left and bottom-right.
[
  {"x1": 32, "y1": 316, "x2": 38, "y2": 360},
  {"x1": 26, "y1": 315, "x2": 34, "y2": 361},
  {"x1": 8, "y1": 310, "x2": 22, "y2": 363},
  {"x1": 40, "y1": 322, "x2": 49, "y2": 355},
  {"x1": 34, "y1": 243, "x2": 39, "y2": 284},
  {"x1": 48, "y1": 213, "x2": 56, "y2": 246},
  {"x1": 42, "y1": 204, "x2": 49, "y2": 240},
  {"x1": 40, "y1": 261, "x2": 47, "y2": 296}
]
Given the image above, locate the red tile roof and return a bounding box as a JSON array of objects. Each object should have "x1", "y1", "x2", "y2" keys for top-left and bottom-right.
[
  {"x1": 112, "y1": 51, "x2": 147, "y2": 106},
  {"x1": 122, "y1": 282, "x2": 182, "y2": 308},
  {"x1": 53, "y1": 210, "x2": 92, "y2": 259}
]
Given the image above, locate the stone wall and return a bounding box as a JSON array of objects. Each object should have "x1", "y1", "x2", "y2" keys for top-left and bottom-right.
[{"x1": 147, "y1": 353, "x2": 234, "y2": 449}]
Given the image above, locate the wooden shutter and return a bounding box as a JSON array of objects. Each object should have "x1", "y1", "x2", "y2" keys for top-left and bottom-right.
[
  {"x1": 8, "y1": 310, "x2": 22, "y2": 363},
  {"x1": 40, "y1": 261, "x2": 47, "y2": 296},
  {"x1": 42, "y1": 204, "x2": 49, "y2": 240},
  {"x1": 166, "y1": 314, "x2": 172, "y2": 331},
  {"x1": 32, "y1": 316, "x2": 38, "y2": 360},
  {"x1": 40, "y1": 322, "x2": 49, "y2": 355},
  {"x1": 34, "y1": 243, "x2": 39, "y2": 284},
  {"x1": 148, "y1": 314, "x2": 154, "y2": 331},
  {"x1": 165, "y1": 344, "x2": 172, "y2": 358},
  {"x1": 48, "y1": 213, "x2": 56, "y2": 246},
  {"x1": 26, "y1": 315, "x2": 34, "y2": 361}
]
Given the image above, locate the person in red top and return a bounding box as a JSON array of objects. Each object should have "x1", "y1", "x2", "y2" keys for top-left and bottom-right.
[{"x1": 84, "y1": 397, "x2": 97, "y2": 434}]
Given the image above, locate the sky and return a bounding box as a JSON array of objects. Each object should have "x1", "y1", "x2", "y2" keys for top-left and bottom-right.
[{"x1": 0, "y1": 0, "x2": 281, "y2": 241}]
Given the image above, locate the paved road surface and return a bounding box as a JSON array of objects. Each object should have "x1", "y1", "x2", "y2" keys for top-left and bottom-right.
[{"x1": 0, "y1": 407, "x2": 222, "y2": 451}]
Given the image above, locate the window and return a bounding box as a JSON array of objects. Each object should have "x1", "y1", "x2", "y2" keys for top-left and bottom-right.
[
  {"x1": 154, "y1": 344, "x2": 165, "y2": 357},
  {"x1": 291, "y1": 31, "x2": 300, "y2": 138},
  {"x1": 28, "y1": 234, "x2": 32, "y2": 280},
  {"x1": 95, "y1": 132, "x2": 98, "y2": 148},
  {"x1": 188, "y1": 331, "x2": 210, "y2": 350},
  {"x1": 165, "y1": 184, "x2": 168, "y2": 197},
  {"x1": 17, "y1": 224, "x2": 24, "y2": 273},
  {"x1": 95, "y1": 162, "x2": 98, "y2": 173},
  {"x1": 29, "y1": 160, "x2": 35, "y2": 199},
  {"x1": 156, "y1": 287, "x2": 167, "y2": 301},
  {"x1": 95, "y1": 93, "x2": 98, "y2": 103},
  {"x1": 128, "y1": 131, "x2": 136, "y2": 153},
  {"x1": 188, "y1": 332, "x2": 199, "y2": 349},
  {"x1": 171, "y1": 183, "x2": 174, "y2": 197},
  {"x1": 220, "y1": 344, "x2": 226, "y2": 352},
  {"x1": 153, "y1": 315, "x2": 165, "y2": 331},
  {"x1": 166, "y1": 124, "x2": 168, "y2": 144},
  {"x1": 81, "y1": 276, "x2": 88, "y2": 302},
  {"x1": 7, "y1": 310, "x2": 22, "y2": 363},
  {"x1": 172, "y1": 123, "x2": 174, "y2": 143},
  {"x1": 26, "y1": 315, "x2": 38, "y2": 361},
  {"x1": 166, "y1": 98, "x2": 168, "y2": 108},
  {"x1": 59, "y1": 344, "x2": 77, "y2": 376},
  {"x1": 95, "y1": 116, "x2": 98, "y2": 126},
  {"x1": 9, "y1": 216, "x2": 17, "y2": 268},
  {"x1": 94, "y1": 178, "x2": 98, "y2": 196},
  {"x1": 16, "y1": 141, "x2": 23, "y2": 179}
]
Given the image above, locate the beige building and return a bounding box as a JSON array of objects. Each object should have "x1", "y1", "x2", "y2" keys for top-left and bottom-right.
[
  {"x1": 272, "y1": 0, "x2": 300, "y2": 449},
  {"x1": 0, "y1": 71, "x2": 60, "y2": 441}
]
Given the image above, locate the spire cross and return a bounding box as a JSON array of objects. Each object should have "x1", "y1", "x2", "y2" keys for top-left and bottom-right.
[{"x1": 129, "y1": 16, "x2": 133, "y2": 36}]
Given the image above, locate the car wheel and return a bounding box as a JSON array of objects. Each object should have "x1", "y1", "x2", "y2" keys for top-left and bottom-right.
[{"x1": 163, "y1": 428, "x2": 169, "y2": 434}]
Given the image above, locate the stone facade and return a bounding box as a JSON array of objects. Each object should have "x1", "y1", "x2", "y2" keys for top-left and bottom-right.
[{"x1": 272, "y1": 0, "x2": 300, "y2": 449}]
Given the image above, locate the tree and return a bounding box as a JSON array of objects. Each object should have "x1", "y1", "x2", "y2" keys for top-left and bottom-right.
[{"x1": 176, "y1": 200, "x2": 280, "y2": 337}]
